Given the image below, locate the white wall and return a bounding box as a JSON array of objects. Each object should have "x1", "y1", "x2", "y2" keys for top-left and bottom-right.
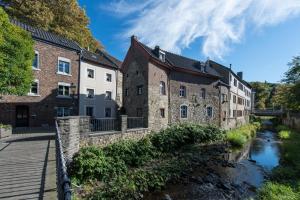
[{"x1": 79, "y1": 61, "x2": 118, "y2": 118}]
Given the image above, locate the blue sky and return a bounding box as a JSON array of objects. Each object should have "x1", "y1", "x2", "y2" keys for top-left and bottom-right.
[{"x1": 78, "y1": 0, "x2": 300, "y2": 83}]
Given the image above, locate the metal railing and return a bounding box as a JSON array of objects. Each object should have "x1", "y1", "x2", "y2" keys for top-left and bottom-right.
[
  {"x1": 90, "y1": 118, "x2": 119, "y2": 132},
  {"x1": 55, "y1": 121, "x2": 72, "y2": 200},
  {"x1": 127, "y1": 117, "x2": 144, "y2": 129}
]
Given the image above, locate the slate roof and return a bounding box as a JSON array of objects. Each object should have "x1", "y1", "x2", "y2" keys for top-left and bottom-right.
[
  {"x1": 209, "y1": 60, "x2": 252, "y2": 89},
  {"x1": 138, "y1": 41, "x2": 221, "y2": 78},
  {"x1": 11, "y1": 19, "x2": 81, "y2": 52},
  {"x1": 82, "y1": 49, "x2": 121, "y2": 69}
]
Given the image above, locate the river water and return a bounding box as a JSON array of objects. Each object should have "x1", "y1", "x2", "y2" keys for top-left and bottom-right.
[{"x1": 145, "y1": 126, "x2": 281, "y2": 200}]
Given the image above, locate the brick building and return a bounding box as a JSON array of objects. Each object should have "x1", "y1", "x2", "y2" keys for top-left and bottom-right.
[
  {"x1": 122, "y1": 36, "x2": 230, "y2": 132},
  {"x1": 0, "y1": 20, "x2": 81, "y2": 128}
]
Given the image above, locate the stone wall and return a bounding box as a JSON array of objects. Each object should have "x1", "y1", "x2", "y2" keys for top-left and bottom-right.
[
  {"x1": 283, "y1": 112, "x2": 300, "y2": 131},
  {"x1": 169, "y1": 71, "x2": 220, "y2": 126},
  {"x1": 80, "y1": 128, "x2": 149, "y2": 147}
]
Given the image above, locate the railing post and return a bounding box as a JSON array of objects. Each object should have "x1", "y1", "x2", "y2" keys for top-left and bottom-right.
[{"x1": 120, "y1": 115, "x2": 127, "y2": 133}]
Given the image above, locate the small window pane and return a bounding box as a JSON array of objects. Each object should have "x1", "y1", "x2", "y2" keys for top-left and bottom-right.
[
  {"x1": 106, "y1": 73, "x2": 112, "y2": 82},
  {"x1": 30, "y1": 82, "x2": 38, "y2": 94},
  {"x1": 87, "y1": 69, "x2": 94, "y2": 78},
  {"x1": 87, "y1": 89, "x2": 95, "y2": 98},
  {"x1": 105, "y1": 107, "x2": 111, "y2": 117},
  {"x1": 160, "y1": 108, "x2": 165, "y2": 118},
  {"x1": 86, "y1": 107, "x2": 94, "y2": 116},
  {"x1": 180, "y1": 105, "x2": 187, "y2": 118},
  {"x1": 207, "y1": 107, "x2": 213, "y2": 118},
  {"x1": 105, "y1": 91, "x2": 112, "y2": 100},
  {"x1": 33, "y1": 53, "x2": 38, "y2": 68}
]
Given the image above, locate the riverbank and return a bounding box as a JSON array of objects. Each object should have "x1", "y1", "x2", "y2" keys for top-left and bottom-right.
[
  {"x1": 258, "y1": 125, "x2": 300, "y2": 200},
  {"x1": 70, "y1": 124, "x2": 226, "y2": 199}
]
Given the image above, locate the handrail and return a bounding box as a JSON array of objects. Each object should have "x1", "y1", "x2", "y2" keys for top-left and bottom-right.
[{"x1": 55, "y1": 120, "x2": 72, "y2": 200}]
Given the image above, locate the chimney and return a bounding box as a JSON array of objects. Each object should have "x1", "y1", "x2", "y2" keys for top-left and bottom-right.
[
  {"x1": 229, "y1": 64, "x2": 232, "y2": 69},
  {"x1": 237, "y1": 71, "x2": 243, "y2": 80},
  {"x1": 131, "y1": 35, "x2": 137, "y2": 45},
  {"x1": 154, "y1": 45, "x2": 160, "y2": 56}
]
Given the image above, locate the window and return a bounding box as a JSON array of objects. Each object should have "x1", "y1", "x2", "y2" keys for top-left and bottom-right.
[
  {"x1": 223, "y1": 111, "x2": 227, "y2": 121},
  {"x1": 159, "y1": 50, "x2": 165, "y2": 62},
  {"x1": 86, "y1": 107, "x2": 94, "y2": 117},
  {"x1": 56, "y1": 107, "x2": 70, "y2": 117},
  {"x1": 238, "y1": 97, "x2": 243, "y2": 105},
  {"x1": 58, "y1": 58, "x2": 71, "y2": 75},
  {"x1": 200, "y1": 88, "x2": 206, "y2": 99},
  {"x1": 87, "y1": 69, "x2": 94, "y2": 78},
  {"x1": 238, "y1": 82, "x2": 244, "y2": 91},
  {"x1": 125, "y1": 88, "x2": 128, "y2": 96},
  {"x1": 221, "y1": 94, "x2": 227, "y2": 102},
  {"x1": 180, "y1": 105, "x2": 188, "y2": 118},
  {"x1": 32, "y1": 51, "x2": 39, "y2": 69},
  {"x1": 233, "y1": 110, "x2": 237, "y2": 117},
  {"x1": 29, "y1": 80, "x2": 39, "y2": 95},
  {"x1": 207, "y1": 106, "x2": 213, "y2": 118},
  {"x1": 106, "y1": 73, "x2": 112, "y2": 82},
  {"x1": 137, "y1": 85, "x2": 143, "y2": 95},
  {"x1": 86, "y1": 89, "x2": 95, "y2": 99},
  {"x1": 58, "y1": 83, "x2": 70, "y2": 97},
  {"x1": 137, "y1": 108, "x2": 143, "y2": 117},
  {"x1": 234, "y1": 79, "x2": 237, "y2": 87},
  {"x1": 105, "y1": 91, "x2": 112, "y2": 100},
  {"x1": 179, "y1": 85, "x2": 186, "y2": 97},
  {"x1": 105, "y1": 107, "x2": 112, "y2": 118},
  {"x1": 160, "y1": 108, "x2": 165, "y2": 118},
  {"x1": 160, "y1": 81, "x2": 166, "y2": 95},
  {"x1": 233, "y1": 95, "x2": 236, "y2": 103}
]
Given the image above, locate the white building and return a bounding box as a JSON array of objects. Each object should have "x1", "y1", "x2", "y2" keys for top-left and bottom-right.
[
  {"x1": 209, "y1": 60, "x2": 252, "y2": 129},
  {"x1": 79, "y1": 49, "x2": 122, "y2": 118}
]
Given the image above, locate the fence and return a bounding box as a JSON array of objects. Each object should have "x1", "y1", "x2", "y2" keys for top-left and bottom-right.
[
  {"x1": 55, "y1": 121, "x2": 72, "y2": 200},
  {"x1": 90, "y1": 118, "x2": 119, "y2": 132},
  {"x1": 127, "y1": 117, "x2": 144, "y2": 129}
]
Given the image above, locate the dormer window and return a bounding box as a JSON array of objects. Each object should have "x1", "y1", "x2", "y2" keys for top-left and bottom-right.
[{"x1": 159, "y1": 50, "x2": 165, "y2": 62}]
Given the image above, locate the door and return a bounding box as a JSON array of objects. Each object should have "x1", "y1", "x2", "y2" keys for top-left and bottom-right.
[{"x1": 16, "y1": 106, "x2": 29, "y2": 127}]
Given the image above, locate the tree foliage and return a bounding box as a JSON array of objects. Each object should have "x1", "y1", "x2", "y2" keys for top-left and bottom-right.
[
  {"x1": 0, "y1": 7, "x2": 34, "y2": 95},
  {"x1": 250, "y1": 82, "x2": 277, "y2": 109},
  {"x1": 3, "y1": 0, "x2": 103, "y2": 52}
]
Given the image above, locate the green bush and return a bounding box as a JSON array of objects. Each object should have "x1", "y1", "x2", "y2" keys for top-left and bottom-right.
[
  {"x1": 69, "y1": 146, "x2": 127, "y2": 183},
  {"x1": 278, "y1": 130, "x2": 291, "y2": 139},
  {"x1": 258, "y1": 182, "x2": 300, "y2": 200},
  {"x1": 103, "y1": 138, "x2": 157, "y2": 167},
  {"x1": 150, "y1": 123, "x2": 224, "y2": 152},
  {"x1": 226, "y1": 123, "x2": 259, "y2": 147}
]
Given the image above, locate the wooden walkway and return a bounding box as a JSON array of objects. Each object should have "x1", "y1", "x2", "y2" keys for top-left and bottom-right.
[{"x1": 0, "y1": 132, "x2": 57, "y2": 200}]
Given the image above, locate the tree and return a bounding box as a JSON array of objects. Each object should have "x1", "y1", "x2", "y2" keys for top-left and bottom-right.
[
  {"x1": 0, "y1": 7, "x2": 34, "y2": 95},
  {"x1": 3, "y1": 0, "x2": 103, "y2": 52},
  {"x1": 282, "y1": 56, "x2": 300, "y2": 84}
]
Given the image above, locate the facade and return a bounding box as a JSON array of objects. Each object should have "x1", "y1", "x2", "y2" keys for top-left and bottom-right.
[
  {"x1": 0, "y1": 20, "x2": 81, "y2": 128},
  {"x1": 79, "y1": 49, "x2": 122, "y2": 118},
  {"x1": 122, "y1": 36, "x2": 228, "y2": 132},
  {"x1": 209, "y1": 60, "x2": 252, "y2": 129}
]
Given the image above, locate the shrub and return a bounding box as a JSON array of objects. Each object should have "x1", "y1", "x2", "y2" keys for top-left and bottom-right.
[
  {"x1": 103, "y1": 138, "x2": 156, "y2": 167},
  {"x1": 226, "y1": 123, "x2": 259, "y2": 148},
  {"x1": 278, "y1": 130, "x2": 291, "y2": 139},
  {"x1": 258, "y1": 182, "x2": 300, "y2": 200},
  {"x1": 69, "y1": 146, "x2": 127, "y2": 183},
  {"x1": 227, "y1": 131, "x2": 247, "y2": 147}
]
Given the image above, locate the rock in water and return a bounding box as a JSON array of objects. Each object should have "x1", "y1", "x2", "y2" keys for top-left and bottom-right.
[{"x1": 163, "y1": 194, "x2": 172, "y2": 200}]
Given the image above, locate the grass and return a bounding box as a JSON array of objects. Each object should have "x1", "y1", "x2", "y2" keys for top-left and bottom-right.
[
  {"x1": 257, "y1": 126, "x2": 300, "y2": 200},
  {"x1": 226, "y1": 122, "x2": 260, "y2": 148}
]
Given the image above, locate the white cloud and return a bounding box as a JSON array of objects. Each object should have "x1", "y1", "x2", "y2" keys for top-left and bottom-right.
[{"x1": 108, "y1": 0, "x2": 300, "y2": 59}]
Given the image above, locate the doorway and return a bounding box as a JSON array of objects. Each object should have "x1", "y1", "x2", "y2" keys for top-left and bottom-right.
[{"x1": 16, "y1": 106, "x2": 29, "y2": 127}]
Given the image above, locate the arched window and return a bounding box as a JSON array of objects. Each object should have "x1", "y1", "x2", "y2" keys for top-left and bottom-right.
[
  {"x1": 207, "y1": 106, "x2": 213, "y2": 118},
  {"x1": 180, "y1": 105, "x2": 188, "y2": 118},
  {"x1": 179, "y1": 85, "x2": 186, "y2": 97},
  {"x1": 201, "y1": 88, "x2": 206, "y2": 99},
  {"x1": 160, "y1": 81, "x2": 166, "y2": 95}
]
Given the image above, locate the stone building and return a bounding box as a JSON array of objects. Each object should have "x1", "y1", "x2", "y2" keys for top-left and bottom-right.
[
  {"x1": 0, "y1": 20, "x2": 81, "y2": 128},
  {"x1": 209, "y1": 60, "x2": 253, "y2": 129},
  {"x1": 122, "y1": 36, "x2": 229, "y2": 132},
  {"x1": 79, "y1": 49, "x2": 122, "y2": 118}
]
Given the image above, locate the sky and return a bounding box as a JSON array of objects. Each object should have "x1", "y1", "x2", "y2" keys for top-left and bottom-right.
[{"x1": 78, "y1": 0, "x2": 300, "y2": 83}]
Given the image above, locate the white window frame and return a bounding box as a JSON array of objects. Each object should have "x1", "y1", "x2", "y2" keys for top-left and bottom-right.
[
  {"x1": 57, "y1": 57, "x2": 71, "y2": 76},
  {"x1": 87, "y1": 68, "x2": 95, "y2": 79},
  {"x1": 179, "y1": 85, "x2": 186, "y2": 97},
  {"x1": 105, "y1": 91, "x2": 112, "y2": 100},
  {"x1": 86, "y1": 88, "x2": 95, "y2": 99},
  {"x1": 159, "y1": 50, "x2": 165, "y2": 62},
  {"x1": 104, "y1": 107, "x2": 112, "y2": 118},
  {"x1": 32, "y1": 51, "x2": 40, "y2": 70},
  {"x1": 57, "y1": 82, "x2": 71, "y2": 98},
  {"x1": 85, "y1": 106, "x2": 94, "y2": 117},
  {"x1": 180, "y1": 104, "x2": 188, "y2": 119},
  {"x1": 206, "y1": 106, "x2": 213, "y2": 118},
  {"x1": 28, "y1": 79, "x2": 39, "y2": 96}
]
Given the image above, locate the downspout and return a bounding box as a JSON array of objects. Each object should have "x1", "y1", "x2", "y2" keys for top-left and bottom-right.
[
  {"x1": 168, "y1": 70, "x2": 171, "y2": 126},
  {"x1": 77, "y1": 49, "x2": 83, "y2": 116},
  {"x1": 218, "y1": 83, "x2": 222, "y2": 128}
]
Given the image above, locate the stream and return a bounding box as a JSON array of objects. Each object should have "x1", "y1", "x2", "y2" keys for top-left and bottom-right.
[{"x1": 145, "y1": 123, "x2": 281, "y2": 200}]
